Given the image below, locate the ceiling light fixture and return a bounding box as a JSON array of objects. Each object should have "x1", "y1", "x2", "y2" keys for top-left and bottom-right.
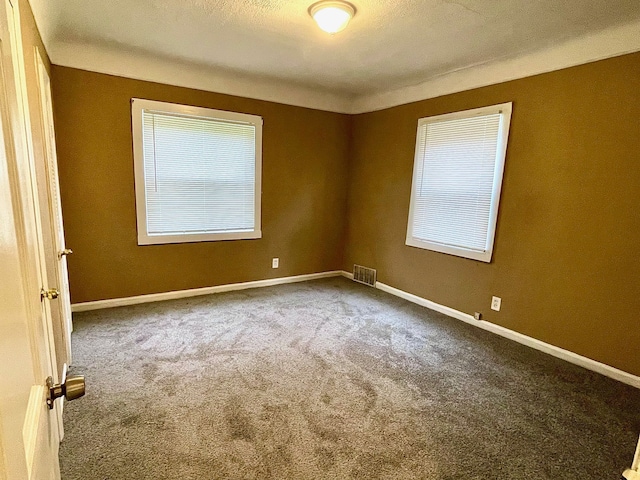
[{"x1": 309, "y1": 1, "x2": 356, "y2": 35}]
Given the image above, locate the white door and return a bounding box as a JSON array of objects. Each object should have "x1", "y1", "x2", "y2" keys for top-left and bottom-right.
[
  {"x1": 0, "y1": 0, "x2": 62, "y2": 477},
  {"x1": 35, "y1": 46, "x2": 73, "y2": 366}
]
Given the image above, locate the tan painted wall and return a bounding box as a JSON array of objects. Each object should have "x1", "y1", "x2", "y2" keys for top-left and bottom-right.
[
  {"x1": 52, "y1": 52, "x2": 640, "y2": 375},
  {"x1": 51, "y1": 66, "x2": 351, "y2": 304},
  {"x1": 344, "y1": 52, "x2": 640, "y2": 376}
]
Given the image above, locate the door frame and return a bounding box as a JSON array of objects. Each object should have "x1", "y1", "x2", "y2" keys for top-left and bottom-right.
[
  {"x1": 34, "y1": 44, "x2": 73, "y2": 368},
  {"x1": 0, "y1": 0, "x2": 63, "y2": 476},
  {"x1": 5, "y1": 0, "x2": 64, "y2": 431}
]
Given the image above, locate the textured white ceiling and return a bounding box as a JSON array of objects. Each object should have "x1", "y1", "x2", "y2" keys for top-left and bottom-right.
[{"x1": 29, "y1": 0, "x2": 640, "y2": 109}]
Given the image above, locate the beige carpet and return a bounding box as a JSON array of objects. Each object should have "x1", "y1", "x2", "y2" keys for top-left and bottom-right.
[{"x1": 60, "y1": 277, "x2": 640, "y2": 479}]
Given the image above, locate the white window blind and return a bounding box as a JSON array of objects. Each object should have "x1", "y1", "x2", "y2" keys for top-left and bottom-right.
[
  {"x1": 406, "y1": 103, "x2": 512, "y2": 262},
  {"x1": 132, "y1": 99, "x2": 262, "y2": 245}
]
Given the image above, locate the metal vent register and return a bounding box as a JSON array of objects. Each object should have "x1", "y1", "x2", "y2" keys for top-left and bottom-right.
[{"x1": 353, "y1": 265, "x2": 376, "y2": 287}]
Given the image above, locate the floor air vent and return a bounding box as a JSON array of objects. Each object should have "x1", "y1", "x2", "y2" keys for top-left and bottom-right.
[{"x1": 353, "y1": 265, "x2": 377, "y2": 287}]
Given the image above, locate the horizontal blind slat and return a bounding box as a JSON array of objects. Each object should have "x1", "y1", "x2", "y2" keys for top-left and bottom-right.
[
  {"x1": 411, "y1": 112, "x2": 502, "y2": 251},
  {"x1": 142, "y1": 110, "x2": 257, "y2": 236}
]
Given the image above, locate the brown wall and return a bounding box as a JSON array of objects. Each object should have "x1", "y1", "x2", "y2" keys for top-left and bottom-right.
[
  {"x1": 51, "y1": 67, "x2": 351, "y2": 304},
  {"x1": 53, "y1": 52, "x2": 640, "y2": 375},
  {"x1": 344, "y1": 52, "x2": 640, "y2": 375}
]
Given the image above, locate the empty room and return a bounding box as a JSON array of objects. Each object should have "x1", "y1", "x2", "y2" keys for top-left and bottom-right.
[{"x1": 1, "y1": 0, "x2": 640, "y2": 478}]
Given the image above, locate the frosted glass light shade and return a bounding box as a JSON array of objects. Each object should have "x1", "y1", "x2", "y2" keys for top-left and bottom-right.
[{"x1": 309, "y1": 1, "x2": 356, "y2": 34}]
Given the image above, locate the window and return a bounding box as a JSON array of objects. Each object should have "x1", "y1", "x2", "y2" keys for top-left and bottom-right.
[
  {"x1": 406, "y1": 103, "x2": 512, "y2": 262},
  {"x1": 132, "y1": 99, "x2": 262, "y2": 245}
]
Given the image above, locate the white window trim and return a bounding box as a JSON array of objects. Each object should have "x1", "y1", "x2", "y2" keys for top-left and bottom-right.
[
  {"x1": 405, "y1": 102, "x2": 513, "y2": 262},
  {"x1": 131, "y1": 98, "x2": 263, "y2": 245}
]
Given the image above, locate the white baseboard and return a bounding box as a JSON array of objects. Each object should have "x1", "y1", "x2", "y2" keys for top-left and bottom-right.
[
  {"x1": 623, "y1": 470, "x2": 640, "y2": 480},
  {"x1": 71, "y1": 271, "x2": 343, "y2": 312},
  {"x1": 72, "y1": 269, "x2": 640, "y2": 388},
  {"x1": 340, "y1": 271, "x2": 640, "y2": 389}
]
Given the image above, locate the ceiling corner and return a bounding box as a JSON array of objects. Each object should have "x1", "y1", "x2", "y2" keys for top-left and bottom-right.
[
  {"x1": 351, "y1": 18, "x2": 640, "y2": 114},
  {"x1": 48, "y1": 40, "x2": 355, "y2": 114},
  {"x1": 26, "y1": 0, "x2": 58, "y2": 49}
]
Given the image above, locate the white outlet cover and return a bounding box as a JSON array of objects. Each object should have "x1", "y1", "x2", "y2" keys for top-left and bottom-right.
[
  {"x1": 272, "y1": 258, "x2": 279, "y2": 268},
  {"x1": 491, "y1": 296, "x2": 501, "y2": 311}
]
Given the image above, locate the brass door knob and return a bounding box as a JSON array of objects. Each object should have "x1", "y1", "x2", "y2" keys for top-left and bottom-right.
[
  {"x1": 46, "y1": 374, "x2": 86, "y2": 409},
  {"x1": 40, "y1": 288, "x2": 60, "y2": 301},
  {"x1": 58, "y1": 248, "x2": 73, "y2": 258}
]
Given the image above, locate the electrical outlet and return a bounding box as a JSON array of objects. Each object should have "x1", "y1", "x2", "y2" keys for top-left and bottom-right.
[
  {"x1": 474, "y1": 312, "x2": 482, "y2": 321},
  {"x1": 491, "y1": 296, "x2": 501, "y2": 312},
  {"x1": 272, "y1": 258, "x2": 279, "y2": 269}
]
